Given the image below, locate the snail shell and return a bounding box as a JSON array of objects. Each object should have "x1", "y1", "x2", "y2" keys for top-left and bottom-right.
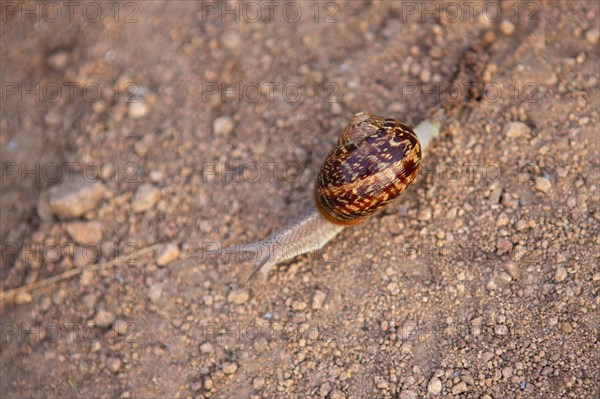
[{"x1": 315, "y1": 112, "x2": 422, "y2": 225}]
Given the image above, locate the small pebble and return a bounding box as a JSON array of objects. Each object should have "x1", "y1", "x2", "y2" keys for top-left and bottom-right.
[
  {"x1": 148, "y1": 283, "x2": 163, "y2": 303},
  {"x1": 419, "y1": 68, "x2": 431, "y2": 83},
  {"x1": 227, "y1": 288, "x2": 250, "y2": 304},
  {"x1": 131, "y1": 184, "x2": 161, "y2": 213},
  {"x1": 500, "y1": 20, "x2": 515, "y2": 36},
  {"x1": 65, "y1": 221, "x2": 103, "y2": 243},
  {"x1": 213, "y1": 116, "x2": 234, "y2": 136},
  {"x1": 113, "y1": 319, "x2": 129, "y2": 335},
  {"x1": 149, "y1": 170, "x2": 164, "y2": 183},
  {"x1": 44, "y1": 111, "x2": 62, "y2": 126},
  {"x1": 106, "y1": 356, "x2": 122, "y2": 373},
  {"x1": 330, "y1": 390, "x2": 345, "y2": 399},
  {"x1": 221, "y1": 31, "x2": 242, "y2": 49},
  {"x1": 427, "y1": 376, "x2": 442, "y2": 394},
  {"x1": 292, "y1": 300, "x2": 307, "y2": 311},
  {"x1": 128, "y1": 101, "x2": 149, "y2": 118},
  {"x1": 585, "y1": 28, "x2": 600, "y2": 45},
  {"x1": 200, "y1": 342, "x2": 213, "y2": 353},
  {"x1": 312, "y1": 290, "x2": 326, "y2": 310},
  {"x1": 48, "y1": 175, "x2": 106, "y2": 219},
  {"x1": 94, "y1": 308, "x2": 115, "y2": 328},
  {"x1": 222, "y1": 362, "x2": 238, "y2": 374},
  {"x1": 496, "y1": 212, "x2": 510, "y2": 226},
  {"x1": 534, "y1": 177, "x2": 552, "y2": 193},
  {"x1": 418, "y1": 208, "x2": 432, "y2": 221},
  {"x1": 156, "y1": 243, "x2": 180, "y2": 266},
  {"x1": 252, "y1": 377, "x2": 265, "y2": 390},
  {"x1": 555, "y1": 266, "x2": 567, "y2": 282},
  {"x1": 495, "y1": 324, "x2": 509, "y2": 336},
  {"x1": 386, "y1": 282, "x2": 400, "y2": 295},
  {"x1": 376, "y1": 378, "x2": 389, "y2": 389},
  {"x1": 330, "y1": 102, "x2": 343, "y2": 115},
  {"x1": 560, "y1": 322, "x2": 573, "y2": 333},
  {"x1": 451, "y1": 381, "x2": 468, "y2": 395},
  {"x1": 399, "y1": 390, "x2": 417, "y2": 399},
  {"x1": 319, "y1": 382, "x2": 332, "y2": 397},
  {"x1": 503, "y1": 121, "x2": 531, "y2": 138},
  {"x1": 515, "y1": 219, "x2": 530, "y2": 231},
  {"x1": 503, "y1": 261, "x2": 521, "y2": 280},
  {"x1": 496, "y1": 239, "x2": 513, "y2": 255},
  {"x1": 47, "y1": 51, "x2": 68, "y2": 70}
]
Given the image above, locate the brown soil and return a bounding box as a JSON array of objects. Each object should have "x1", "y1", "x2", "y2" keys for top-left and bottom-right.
[{"x1": 1, "y1": 1, "x2": 598, "y2": 398}]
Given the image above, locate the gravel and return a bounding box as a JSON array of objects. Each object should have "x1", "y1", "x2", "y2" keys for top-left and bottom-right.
[
  {"x1": 131, "y1": 184, "x2": 161, "y2": 213},
  {"x1": 311, "y1": 290, "x2": 326, "y2": 310},
  {"x1": 585, "y1": 28, "x2": 600, "y2": 45},
  {"x1": 227, "y1": 288, "x2": 250, "y2": 304},
  {"x1": 147, "y1": 284, "x2": 163, "y2": 303},
  {"x1": 499, "y1": 20, "x2": 516, "y2": 36},
  {"x1": 222, "y1": 362, "x2": 238, "y2": 374},
  {"x1": 128, "y1": 101, "x2": 149, "y2": 118},
  {"x1": 2, "y1": 2, "x2": 597, "y2": 399},
  {"x1": 503, "y1": 121, "x2": 531, "y2": 138},
  {"x1": 554, "y1": 266, "x2": 568, "y2": 282},
  {"x1": 451, "y1": 381, "x2": 468, "y2": 395},
  {"x1": 156, "y1": 243, "x2": 180, "y2": 266},
  {"x1": 106, "y1": 357, "x2": 122, "y2": 373},
  {"x1": 47, "y1": 175, "x2": 106, "y2": 219},
  {"x1": 213, "y1": 116, "x2": 235, "y2": 136},
  {"x1": 65, "y1": 221, "x2": 103, "y2": 243},
  {"x1": 534, "y1": 177, "x2": 552, "y2": 193},
  {"x1": 427, "y1": 376, "x2": 442, "y2": 394},
  {"x1": 94, "y1": 308, "x2": 116, "y2": 328}
]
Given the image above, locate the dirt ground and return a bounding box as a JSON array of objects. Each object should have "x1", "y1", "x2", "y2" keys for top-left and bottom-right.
[{"x1": 1, "y1": 1, "x2": 598, "y2": 398}]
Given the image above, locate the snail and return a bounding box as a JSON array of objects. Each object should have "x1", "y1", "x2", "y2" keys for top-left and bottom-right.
[{"x1": 224, "y1": 110, "x2": 444, "y2": 280}]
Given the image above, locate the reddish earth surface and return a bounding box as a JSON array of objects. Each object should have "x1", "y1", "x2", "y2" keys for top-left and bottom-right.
[{"x1": 1, "y1": 1, "x2": 598, "y2": 398}]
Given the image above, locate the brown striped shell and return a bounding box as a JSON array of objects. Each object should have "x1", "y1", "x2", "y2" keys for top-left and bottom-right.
[{"x1": 315, "y1": 112, "x2": 422, "y2": 225}]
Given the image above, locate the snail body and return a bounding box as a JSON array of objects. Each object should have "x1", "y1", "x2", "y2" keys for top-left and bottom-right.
[{"x1": 228, "y1": 111, "x2": 444, "y2": 280}]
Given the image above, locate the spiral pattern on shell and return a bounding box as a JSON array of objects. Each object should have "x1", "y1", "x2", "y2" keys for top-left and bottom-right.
[{"x1": 315, "y1": 112, "x2": 422, "y2": 225}]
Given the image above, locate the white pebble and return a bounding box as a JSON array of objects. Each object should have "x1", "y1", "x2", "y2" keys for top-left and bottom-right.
[
  {"x1": 500, "y1": 20, "x2": 515, "y2": 36},
  {"x1": 213, "y1": 116, "x2": 234, "y2": 136},
  {"x1": 503, "y1": 121, "x2": 531, "y2": 138},
  {"x1": 427, "y1": 377, "x2": 442, "y2": 394},
  {"x1": 131, "y1": 184, "x2": 161, "y2": 213},
  {"x1": 128, "y1": 101, "x2": 149, "y2": 118}
]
